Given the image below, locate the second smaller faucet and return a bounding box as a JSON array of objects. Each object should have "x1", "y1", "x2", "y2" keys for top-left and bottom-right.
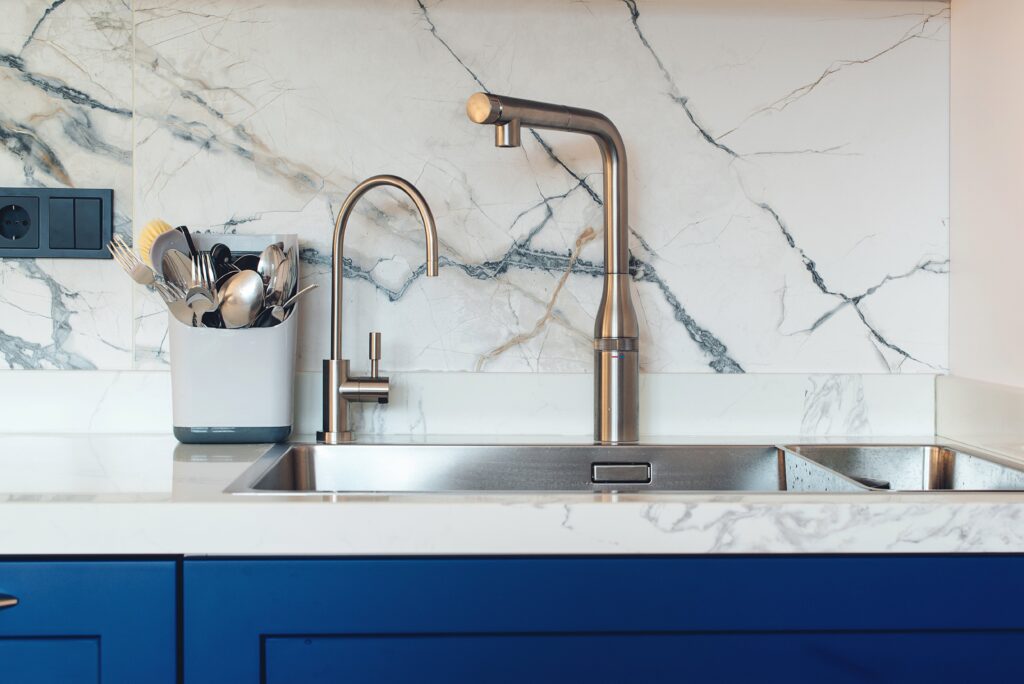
[{"x1": 317, "y1": 175, "x2": 439, "y2": 444}]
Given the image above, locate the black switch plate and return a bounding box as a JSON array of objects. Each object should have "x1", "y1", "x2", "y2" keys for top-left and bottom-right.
[{"x1": 0, "y1": 187, "x2": 113, "y2": 259}]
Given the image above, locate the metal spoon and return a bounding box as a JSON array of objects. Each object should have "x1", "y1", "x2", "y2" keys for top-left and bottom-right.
[
  {"x1": 218, "y1": 270, "x2": 265, "y2": 329},
  {"x1": 267, "y1": 253, "x2": 297, "y2": 306},
  {"x1": 271, "y1": 283, "x2": 318, "y2": 322},
  {"x1": 257, "y1": 243, "x2": 285, "y2": 284},
  {"x1": 161, "y1": 249, "x2": 192, "y2": 292}
]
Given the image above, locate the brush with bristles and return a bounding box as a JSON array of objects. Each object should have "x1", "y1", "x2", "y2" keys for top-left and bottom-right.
[{"x1": 137, "y1": 219, "x2": 174, "y2": 267}]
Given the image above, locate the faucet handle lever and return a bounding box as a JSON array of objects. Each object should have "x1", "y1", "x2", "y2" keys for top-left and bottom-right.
[{"x1": 368, "y1": 332, "x2": 382, "y2": 378}]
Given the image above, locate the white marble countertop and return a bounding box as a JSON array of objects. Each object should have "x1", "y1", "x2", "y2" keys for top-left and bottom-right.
[{"x1": 2, "y1": 433, "x2": 1024, "y2": 555}]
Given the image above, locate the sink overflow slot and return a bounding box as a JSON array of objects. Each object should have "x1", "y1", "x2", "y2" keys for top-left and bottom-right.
[{"x1": 591, "y1": 463, "x2": 652, "y2": 485}]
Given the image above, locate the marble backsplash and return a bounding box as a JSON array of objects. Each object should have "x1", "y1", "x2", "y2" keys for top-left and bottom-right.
[{"x1": 1, "y1": 0, "x2": 949, "y2": 379}]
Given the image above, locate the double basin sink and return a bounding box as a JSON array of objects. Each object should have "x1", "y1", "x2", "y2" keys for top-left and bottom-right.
[{"x1": 226, "y1": 442, "x2": 1024, "y2": 495}]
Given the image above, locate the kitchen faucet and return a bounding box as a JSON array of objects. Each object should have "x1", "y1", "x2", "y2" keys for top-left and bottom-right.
[
  {"x1": 466, "y1": 93, "x2": 640, "y2": 443},
  {"x1": 317, "y1": 175, "x2": 440, "y2": 444}
]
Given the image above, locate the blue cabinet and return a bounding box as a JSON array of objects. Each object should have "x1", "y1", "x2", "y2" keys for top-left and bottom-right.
[
  {"x1": 0, "y1": 560, "x2": 176, "y2": 683},
  {"x1": 184, "y1": 556, "x2": 1024, "y2": 682}
]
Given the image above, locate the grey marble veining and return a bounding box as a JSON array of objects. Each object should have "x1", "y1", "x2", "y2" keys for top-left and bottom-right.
[
  {"x1": 131, "y1": 0, "x2": 950, "y2": 375},
  {"x1": 0, "y1": 0, "x2": 133, "y2": 370},
  {"x1": 0, "y1": 0, "x2": 949, "y2": 386},
  {"x1": 6, "y1": 433, "x2": 1024, "y2": 555}
]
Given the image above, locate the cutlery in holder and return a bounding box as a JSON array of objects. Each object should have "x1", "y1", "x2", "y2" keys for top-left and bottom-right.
[{"x1": 168, "y1": 233, "x2": 299, "y2": 444}]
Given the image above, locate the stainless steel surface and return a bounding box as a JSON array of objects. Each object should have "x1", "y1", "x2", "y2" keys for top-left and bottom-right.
[
  {"x1": 108, "y1": 236, "x2": 187, "y2": 314},
  {"x1": 270, "y1": 282, "x2": 318, "y2": 322},
  {"x1": 184, "y1": 289, "x2": 216, "y2": 318},
  {"x1": 227, "y1": 443, "x2": 865, "y2": 494},
  {"x1": 161, "y1": 249, "x2": 191, "y2": 293},
  {"x1": 369, "y1": 331, "x2": 382, "y2": 378},
  {"x1": 782, "y1": 444, "x2": 1024, "y2": 491},
  {"x1": 257, "y1": 242, "x2": 286, "y2": 285},
  {"x1": 218, "y1": 269, "x2": 265, "y2": 329},
  {"x1": 268, "y1": 251, "x2": 297, "y2": 306},
  {"x1": 185, "y1": 251, "x2": 218, "y2": 319},
  {"x1": 782, "y1": 450, "x2": 868, "y2": 493},
  {"x1": 466, "y1": 92, "x2": 639, "y2": 444},
  {"x1": 0, "y1": 594, "x2": 18, "y2": 610},
  {"x1": 591, "y1": 463, "x2": 650, "y2": 484},
  {"x1": 108, "y1": 234, "x2": 158, "y2": 288},
  {"x1": 198, "y1": 252, "x2": 216, "y2": 292},
  {"x1": 318, "y1": 175, "x2": 440, "y2": 444},
  {"x1": 495, "y1": 119, "x2": 520, "y2": 147}
]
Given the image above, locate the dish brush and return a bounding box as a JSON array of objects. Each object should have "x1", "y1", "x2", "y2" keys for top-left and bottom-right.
[{"x1": 137, "y1": 219, "x2": 174, "y2": 267}]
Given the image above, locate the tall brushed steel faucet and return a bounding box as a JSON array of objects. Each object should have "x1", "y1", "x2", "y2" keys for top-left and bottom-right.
[
  {"x1": 317, "y1": 175, "x2": 440, "y2": 444},
  {"x1": 466, "y1": 93, "x2": 640, "y2": 444}
]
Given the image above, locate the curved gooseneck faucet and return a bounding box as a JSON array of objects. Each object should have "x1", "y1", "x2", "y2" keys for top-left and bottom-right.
[
  {"x1": 317, "y1": 175, "x2": 440, "y2": 444},
  {"x1": 466, "y1": 93, "x2": 640, "y2": 443}
]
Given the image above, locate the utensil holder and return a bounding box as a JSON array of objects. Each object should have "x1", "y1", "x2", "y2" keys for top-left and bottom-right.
[{"x1": 168, "y1": 233, "x2": 299, "y2": 444}]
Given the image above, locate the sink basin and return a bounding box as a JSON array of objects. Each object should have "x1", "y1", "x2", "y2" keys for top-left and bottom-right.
[
  {"x1": 226, "y1": 443, "x2": 864, "y2": 495},
  {"x1": 781, "y1": 444, "x2": 1024, "y2": 491}
]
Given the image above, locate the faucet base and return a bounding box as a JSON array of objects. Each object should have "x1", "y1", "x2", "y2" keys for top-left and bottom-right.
[{"x1": 316, "y1": 430, "x2": 355, "y2": 444}]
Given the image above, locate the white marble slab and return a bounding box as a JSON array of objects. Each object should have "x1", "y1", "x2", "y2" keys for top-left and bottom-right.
[
  {"x1": 129, "y1": 0, "x2": 949, "y2": 374},
  {"x1": 0, "y1": 370, "x2": 935, "y2": 437},
  {"x1": 0, "y1": 1, "x2": 948, "y2": 443},
  {"x1": 0, "y1": 0, "x2": 134, "y2": 370},
  {"x1": 3, "y1": 433, "x2": 1024, "y2": 556}
]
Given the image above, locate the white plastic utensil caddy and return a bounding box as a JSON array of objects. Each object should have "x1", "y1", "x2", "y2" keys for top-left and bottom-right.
[{"x1": 169, "y1": 233, "x2": 299, "y2": 444}]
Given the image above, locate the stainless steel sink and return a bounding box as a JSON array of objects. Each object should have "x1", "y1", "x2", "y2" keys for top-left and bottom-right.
[
  {"x1": 782, "y1": 444, "x2": 1024, "y2": 491},
  {"x1": 226, "y1": 443, "x2": 866, "y2": 495}
]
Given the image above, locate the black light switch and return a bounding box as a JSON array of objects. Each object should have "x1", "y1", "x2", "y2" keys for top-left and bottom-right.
[
  {"x1": 74, "y1": 198, "x2": 101, "y2": 250},
  {"x1": 49, "y1": 198, "x2": 75, "y2": 249}
]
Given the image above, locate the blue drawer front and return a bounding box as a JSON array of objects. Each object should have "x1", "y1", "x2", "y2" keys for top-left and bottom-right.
[
  {"x1": 264, "y1": 631, "x2": 1024, "y2": 683},
  {"x1": 0, "y1": 560, "x2": 176, "y2": 683},
  {"x1": 185, "y1": 556, "x2": 1024, "y2": 682}
]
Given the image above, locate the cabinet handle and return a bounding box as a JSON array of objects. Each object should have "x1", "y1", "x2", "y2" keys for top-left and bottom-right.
[{"x1": 0, "y1": 594, "x2": 18, "y2": 610}]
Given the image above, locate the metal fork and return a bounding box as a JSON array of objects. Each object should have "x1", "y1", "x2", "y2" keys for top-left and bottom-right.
[
  {"x1": 107, "y1": 235, "x2": 184, "y2": 304},
  {"x1": 186, "y1": 251, "x2": 218, "y2": 317},
  {"x1": 190, "y1": 251, "x2": 218, "y2": 290}
]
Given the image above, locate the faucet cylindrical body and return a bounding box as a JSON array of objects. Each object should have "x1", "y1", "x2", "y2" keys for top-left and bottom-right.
[
  {"x1": 595, "y1": 342, "x2": 640, "y2": 444},
  {"x1": 467, "y1": 93, "x2": 640, "y2": 443}
]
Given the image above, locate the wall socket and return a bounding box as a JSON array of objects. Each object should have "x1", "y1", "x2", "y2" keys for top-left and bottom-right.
[{"x1": 0, "y1": 187, "x2": 113, "y2": 259}]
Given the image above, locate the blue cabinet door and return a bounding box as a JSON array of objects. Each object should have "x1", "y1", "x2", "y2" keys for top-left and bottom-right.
[
  {"x1": 184, "y1": 556, "x2": 1024, "y2": 682},
  {"x1": 0, "y1": 560, "x2": 177, "y2": 683}
]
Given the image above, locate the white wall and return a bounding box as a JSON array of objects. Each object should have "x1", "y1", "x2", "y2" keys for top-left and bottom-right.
[
  {"x1": 950, "y1": 0, "x2": 1024, "y2": 387},
  {"x1": 0, "y1": 0, "x2": 950, "y2": 437}
]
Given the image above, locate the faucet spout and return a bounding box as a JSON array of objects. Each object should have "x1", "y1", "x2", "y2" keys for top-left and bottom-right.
[
  {"x1": 466, "y1": 93, "x2": 640, "y2": 443},
  {"x1": 329, "y1": 175, "x2": 439, "y2": 359},
  {"x1": 317, "y1": 174, "x2": 440, "y2": 444}
]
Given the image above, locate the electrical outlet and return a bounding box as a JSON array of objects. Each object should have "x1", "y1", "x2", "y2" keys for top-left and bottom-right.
[
  {"x1": 0, "y1": 196, "x2": 40, "y2": 249},
  {"x1": 0, "y1": 187, "x2": 112, "y2": 258}
]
